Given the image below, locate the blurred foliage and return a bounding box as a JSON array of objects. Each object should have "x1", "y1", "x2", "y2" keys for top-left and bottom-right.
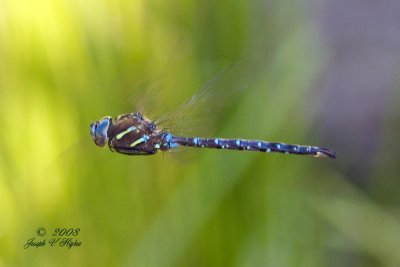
[{"x1": 0, "y1": 0, "x2": 400, "y2": 267}]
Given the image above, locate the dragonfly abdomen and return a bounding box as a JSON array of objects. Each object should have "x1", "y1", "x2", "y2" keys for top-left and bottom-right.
[{"x1": 170, "y1": 136, "x2": 336, "y2": 159}]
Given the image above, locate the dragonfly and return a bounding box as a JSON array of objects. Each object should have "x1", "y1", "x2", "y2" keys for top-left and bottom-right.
[
  {"x1": 90, "y1": 112, "x2": 336, "y2": 159},
  {"x1": 89, "y1": 61, "x2": 336, "y2": 159}
]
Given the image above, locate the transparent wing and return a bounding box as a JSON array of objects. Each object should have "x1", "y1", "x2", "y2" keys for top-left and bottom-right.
[{"x1": 153, "y1": 62, "x2": 254, "y2": 138}]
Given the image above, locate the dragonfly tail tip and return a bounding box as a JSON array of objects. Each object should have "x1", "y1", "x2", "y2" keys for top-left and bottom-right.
[{"x1": 315, "y1": 148, "x2": 336, "y2": 159}]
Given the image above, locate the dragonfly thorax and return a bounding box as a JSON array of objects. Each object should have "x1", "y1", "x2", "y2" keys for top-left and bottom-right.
[{"x1": 90, "y1": 112, "x2": 169, "y2": 155}]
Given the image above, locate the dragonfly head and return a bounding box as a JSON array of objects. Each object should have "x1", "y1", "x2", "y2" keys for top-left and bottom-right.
[{"x1": 90, "y1": 116, "x2": 112, "y2": 147}]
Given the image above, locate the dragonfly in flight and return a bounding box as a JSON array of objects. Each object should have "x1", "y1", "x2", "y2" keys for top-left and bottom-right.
[
  {"x1": 90, "y1": 63, "x2": 336, "y2": 159},
  {"x1": 90, "y1": 112, "x2": 336, "y2": 159}
]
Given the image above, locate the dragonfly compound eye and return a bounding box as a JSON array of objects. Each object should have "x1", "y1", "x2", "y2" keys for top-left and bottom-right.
[{"x1": 90, "y1": 117, "x2": 111, "y2": 147}]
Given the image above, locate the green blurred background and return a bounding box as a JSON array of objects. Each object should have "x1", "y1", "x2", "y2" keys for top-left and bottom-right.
[{"x1": 1, "y1": 0, "x2": 400, "y2": 266}]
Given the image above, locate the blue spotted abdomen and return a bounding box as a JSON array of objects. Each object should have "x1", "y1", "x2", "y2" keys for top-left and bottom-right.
[{"x1": 169, "y1": 136, "x2": 336, "y2": 158}]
